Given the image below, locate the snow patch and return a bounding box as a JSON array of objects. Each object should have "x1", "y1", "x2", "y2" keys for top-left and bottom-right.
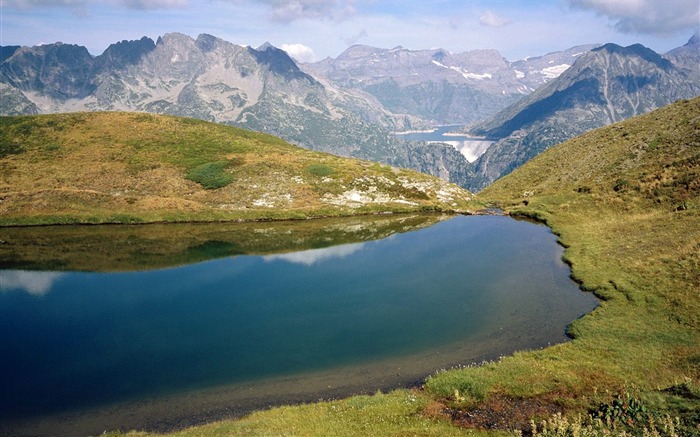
[
  {"x1": 540, "y1": 64, "x2": 570, "y2": 79},
  {"x1": 432, "y1": 60, "x2": 492, "y2": 80}
]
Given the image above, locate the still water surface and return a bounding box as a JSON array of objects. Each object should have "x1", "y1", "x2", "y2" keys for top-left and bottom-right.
[{"x1": 0, "y1": 214, "x2": 597, "y2": 435}]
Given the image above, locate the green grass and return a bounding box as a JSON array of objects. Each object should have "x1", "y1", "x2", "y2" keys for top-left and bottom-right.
[
  {"x1": 104, "y1": 391, "x2": 502, "y2": 437},
  {"x1": 306, "y1": 163, "x2": 335, "y2": 177},
  {"x1": 431, "y1": 97, "x2": 700, "y2": 434},
  {"x1": 185, "y1": 161, "x2": 234, "y2": 189}
]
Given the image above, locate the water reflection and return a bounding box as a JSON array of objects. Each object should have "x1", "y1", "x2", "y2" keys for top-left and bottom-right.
[
  {"x1": 263, "y1": 241, "x2": 367, "y2": 265},
  {"x1": 0, "y1": 214, "x2": 448, "y2": 272},
  {"x1": 0, "y1": 271, "x2": 64, "y2": 296}
]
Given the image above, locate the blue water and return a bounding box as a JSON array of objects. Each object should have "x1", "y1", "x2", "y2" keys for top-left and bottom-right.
[{"x1": 0, "y1": 215, "x2": 597, "y2": 433}]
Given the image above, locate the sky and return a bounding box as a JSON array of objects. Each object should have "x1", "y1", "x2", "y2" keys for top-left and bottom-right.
[{"x1": 1, "y1": 0, "x2": 698, "y2": 63}]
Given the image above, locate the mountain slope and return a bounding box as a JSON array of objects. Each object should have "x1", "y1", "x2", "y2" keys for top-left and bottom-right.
[
  {"x1": 0, "y1": 112, "x2": 476, "y2": 226},
  {"x1": 483, "y1": 97, "x2": 700, "y2": 210},
  {"x1": 427, "y1": 96, "x2": 700, "y2": 436},
  {"x1": 0, "y1": 34, "x2": 474, "y2": 187},
  {"x1": 664, "y1": 31, "x2": 700, "y2": 82},
  {"x1": 467, "y1": 42, "x2": 700, "y2": 191}
]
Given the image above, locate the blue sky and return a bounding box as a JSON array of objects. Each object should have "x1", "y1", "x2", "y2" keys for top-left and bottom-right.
[{"x1": 1, "y1": 0, "x2": 698, "y2": 62}]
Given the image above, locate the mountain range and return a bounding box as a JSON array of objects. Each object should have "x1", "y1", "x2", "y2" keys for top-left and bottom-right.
[
  {"x1": 1, "y1": 32, "x2": 698, "y2": 191},
  {"x1": 467, "y1": 34, "x2": 700, "y2": 190},
  {"x1": 303, "y1": 43, "x2": 597, "y2": 126}
]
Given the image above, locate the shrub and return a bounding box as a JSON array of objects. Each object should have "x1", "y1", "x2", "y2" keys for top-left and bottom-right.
[
  {"x1": 186, "y1": 161, "x2": 234, "y2": 189},
  {"x1": 613, "y1": 178, "x2": 630, "y2": 192},
  {"x1": 307, "y1": 163, "x2": 334, "y2": 177}
]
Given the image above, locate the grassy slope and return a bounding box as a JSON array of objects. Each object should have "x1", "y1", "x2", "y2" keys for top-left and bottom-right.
[
  {"x1": 0, "y1": 112, "x2": 476, "y2": 225},
  {"x1": 425, "y1": 97, "x2": 700, "y2": 432}
]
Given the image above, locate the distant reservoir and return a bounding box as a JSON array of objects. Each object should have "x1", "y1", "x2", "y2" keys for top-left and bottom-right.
[{"x1": 394, "y1": 126, "x2": 493, "y2": 162}]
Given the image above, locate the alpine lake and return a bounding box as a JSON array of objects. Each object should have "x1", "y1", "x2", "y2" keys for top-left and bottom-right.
[{"x1": 0, "y1": 213, "x2": 598, "y2": 436}]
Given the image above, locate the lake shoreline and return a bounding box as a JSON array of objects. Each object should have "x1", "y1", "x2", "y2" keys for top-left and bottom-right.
[
  {"x1": 0, "y1": 205, "x2": 498, "y2": 228},
  {"x1": 1, "y1": 323, "x2": 576, "y2": 437}
]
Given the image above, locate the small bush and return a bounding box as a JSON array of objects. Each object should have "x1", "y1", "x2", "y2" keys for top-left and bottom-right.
[
  {"x1": 613, "y1": 178, "x2": 630, "y2": 192},
  {"x1": 186, "y1": 161, "x2": 234, "y2": 189},
  {"x1": 0, "y1": 140, "x2": 24, "y2": 158},
  {"x1": 307, "y1": 163, "x2": 334, "y2": 177}
]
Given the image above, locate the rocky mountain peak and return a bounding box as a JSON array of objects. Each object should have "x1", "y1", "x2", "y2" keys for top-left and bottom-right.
[
  {"x1": 592, "y1": 42, "x2": 673, "y2": 70},
  {"x1": 0, "y1": 46, "x2": 21, "y2": 63},
  {"x1": 0, "y1": 42, "x2": 95, "y2": 99},
  {"x1": 466, "y1": 40, "x2": 700, "y2": 191},
  {"x1": 248, "y1": 43, "x2": 313, "y2": 82},
  {"x1": 95, "y1": 36, "x2": 155, "y2": 72},
  {"x1": 195, "y1": 33, "x2": 222, "y2": 52},
  {"x1": 257, "y1": 42, "x2": 275, "y2": 52}
]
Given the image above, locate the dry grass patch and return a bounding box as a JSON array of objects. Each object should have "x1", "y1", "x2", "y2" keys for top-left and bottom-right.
[{"x1": 1, "y1": 112, "x2": 477, "y2": 225}]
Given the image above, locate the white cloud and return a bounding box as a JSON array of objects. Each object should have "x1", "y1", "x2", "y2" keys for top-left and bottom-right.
[
  {"x1": 479, "y1": 10, "x2": 512, "y2": 27},
  {"x1": 121, "y1": 0, "x2": 188, "y2": 9},
  {"x1": 343, "y1": 28, "x2": 368, "y2": 46},
  {"x1": 567, "y1": 0, "x2": 699, "y2": 35},
  {"x1": 4, "y1": 0, "x2": 89, "y2": 15},
  {"x1": 5, "y1": 0, "x2": 86, "y2": 7},
  {"x1": 256, "y1": 0, "x2": 357, "y2": 23},
  {"x1": 263, "y1": 242, "x2": 365, "y2": 266},
  {"x1": 5, "y1": 0, "x2": 188, "y2": 11},
  {"x1": 0, "y1": 271, "x2": 64, "y2": 296},
  {"x1": 280, "y1": 43, "x2": 318, "y2": 62}
]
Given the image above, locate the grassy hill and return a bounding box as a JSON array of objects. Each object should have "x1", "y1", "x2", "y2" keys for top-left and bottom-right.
[
  {"x1": 0, "y1": 112, "x2": 476, "y2": 226},
  {"x1": 427, "y1": 96, "x2": 699, "y2": 433}
]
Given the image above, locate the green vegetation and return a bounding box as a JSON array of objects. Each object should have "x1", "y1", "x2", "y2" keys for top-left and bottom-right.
[
  {"x1": 185, "y1": 161, "x2": 234, "y2": 189},
  {"x1": 306, "y1": 163, "x2": 334, "y2": 177},
  {"x1": 3, "y1": 98, "x2": 699, "y2": 435},
  {"x1": 428, "y1": 96, "x2": 699, "y2": 434},
  {"x1": 104, "y1": 391, "x2": 501, "y2": 437},
  {"x1": 0, "y1": 112, "x2": 477, "y2": 226}
]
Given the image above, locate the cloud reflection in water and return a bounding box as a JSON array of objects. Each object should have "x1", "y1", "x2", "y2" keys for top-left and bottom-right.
[
  {"x1": 0, "y1": 271, "x2": 64, "y2": 296},
  {"x1": 263, "y1": 242, "x2": 366, "y2": 266}
]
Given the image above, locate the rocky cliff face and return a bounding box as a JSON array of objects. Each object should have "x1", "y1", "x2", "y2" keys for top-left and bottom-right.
[{"x1": 466, "y1": 41, "x2": 700, "y2": 191}]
